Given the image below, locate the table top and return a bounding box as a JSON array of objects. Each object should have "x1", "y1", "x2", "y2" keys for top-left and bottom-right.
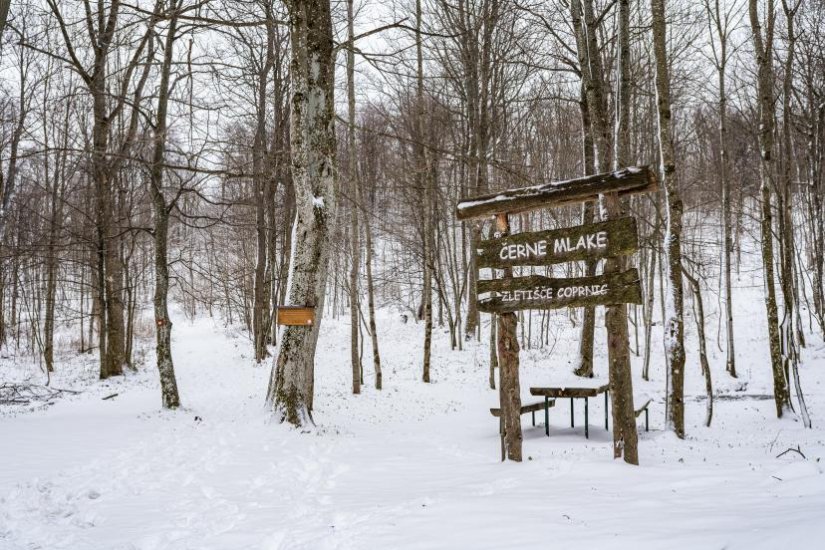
[{"x1": 529, "y1": 383, "x2": 610, "y2": 398}]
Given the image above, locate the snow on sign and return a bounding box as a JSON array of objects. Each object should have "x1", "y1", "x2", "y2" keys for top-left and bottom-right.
[
  {"x1": 477, "y1": 217, "x2": 638, "y2": 269},
  {"x1": 476, "y1": 269, "x2": 643, "y2": 314},
  {"x1": 455, "y1": 166, "x2": 657, "y2": 220}
]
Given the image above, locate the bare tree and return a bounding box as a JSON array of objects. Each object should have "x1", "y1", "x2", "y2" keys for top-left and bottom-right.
[
  {"x1": 266, "y1": 0, "x2": 338, "y2": 426},
  {"x1": 651, "y1": 0, "x2": 687, "y2": 438},
  {"x1": 749, "y1": 0, "x2": 791, "y2": 417}
]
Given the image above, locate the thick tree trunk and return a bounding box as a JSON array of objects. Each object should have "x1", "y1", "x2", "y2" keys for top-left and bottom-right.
[
  {"x1": 495, "y1": 213, "x2": 522, "y2": 462},
  {"x1": 571, "y1": 0, "x2": 639, "y2": 464},
  {"x1": 267, "y1": 0, "x2": 338, "y2": 426}
]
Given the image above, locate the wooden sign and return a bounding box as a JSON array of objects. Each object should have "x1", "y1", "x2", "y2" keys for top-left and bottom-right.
[
  {"x1": 276, "y1": 307, "x2": 315, "y2": 326},
  {"x1": 478, "y1": 217, "x2": 638, "y2": 269},
  {"x1": 476, "y1": 268, "x2": 642, "y2": 314},
  {"x1": 456, "y1": 166, "x2": 657, "y2": 220}
]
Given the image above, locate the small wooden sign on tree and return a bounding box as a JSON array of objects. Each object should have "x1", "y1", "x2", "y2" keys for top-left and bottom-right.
[{"x1": 276, "y1": 307, "x2": 315, "y2": 326}]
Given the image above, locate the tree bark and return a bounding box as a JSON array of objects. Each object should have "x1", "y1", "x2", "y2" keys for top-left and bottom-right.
[
  {"x1": 347, "y1": 0, "x2": 361, "y2": 395},
  {"x1": 266, "y1": 0, "x2": 338, "y2": 427},
  {"x1": 749, "y1": 0, "x2": 791, "y2": 417},
  {"x1": 149, "y1": 0, "x2": 181, "y2": 409},
  {"x1": 651, "y1": 0, "x2": 687, "y2": 439},
  {"x1": 495, "y1": 213, "x2": 522, "y2": 462},
  {"x1": 704, "y1": 0, "x2": 737, "y2": 377},
  {"x1": 571, "y1": 0, "x2": 639, "y2": 464}
]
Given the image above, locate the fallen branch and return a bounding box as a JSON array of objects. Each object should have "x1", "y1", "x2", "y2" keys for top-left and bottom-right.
[
  {"x1": 0, "y1": 383, "x2": 81, "y2": 405},
  {"x1": 776, "y1": 446, "x2": 806, "y2": 460}
]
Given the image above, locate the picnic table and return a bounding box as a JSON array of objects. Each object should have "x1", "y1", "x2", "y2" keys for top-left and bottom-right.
[{"x1": 530, "y1": 383, "x2": 610, "y2": 439}]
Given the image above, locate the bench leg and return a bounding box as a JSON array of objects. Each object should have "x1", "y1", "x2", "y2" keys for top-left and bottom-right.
[
  {"x1": 570, "y1": 398, "x2": 574, "y2": 428},
  {"x1": 605, "y1": 390, "x2": 609, "y2": 431},
  {"x1": 545, "y1": 396, "x2": 550, "y2": 437},
  {"x1": 645, "y1": 408, "x2": 649, "y2": 432},
  {"x1": 499, "y1": 416, "x2": 505, "y2": 462},
  {"x1": 585, "y1": 397, "x2": 589, "y2": 439},
  {"x1": 532, "y1": 410, "x2": 536, "y2": 426}
]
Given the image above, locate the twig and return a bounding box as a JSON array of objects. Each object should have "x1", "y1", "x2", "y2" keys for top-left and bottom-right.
[{"x1": 777, "y1": 446, "x2": 806, "y2": 460}]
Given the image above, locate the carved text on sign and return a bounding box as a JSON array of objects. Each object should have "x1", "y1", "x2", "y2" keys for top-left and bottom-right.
[
  {"x1": 476, "y1": 269, "x2": 642, "y2": 313},
  {"x1": 477, "y1": 217, "x2": 638, "y2": 269}
]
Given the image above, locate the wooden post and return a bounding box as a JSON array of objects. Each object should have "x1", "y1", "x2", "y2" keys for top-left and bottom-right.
[{"x1": 495, "y1": 213, "x2": 522, "y2": 462}]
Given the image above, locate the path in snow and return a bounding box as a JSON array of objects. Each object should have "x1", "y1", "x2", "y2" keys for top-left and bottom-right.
[{"x1": 2, "y1": 297, "x2": 825, "y2": 549}]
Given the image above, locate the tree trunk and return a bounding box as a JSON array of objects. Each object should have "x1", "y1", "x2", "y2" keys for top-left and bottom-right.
[
  {"x1": 749, "y1": 0, "x2": 791, "y2": 417},
  {"x1": 685, "y1": 269, "x2": 713, "y2": 427},
  {"x1": 705, "y1": 0, "x2": 738, "y2": 378},
  {"x1": 495, "y1": 213, "x2": 522, "y2": 462},
  {"x1": 651, "y1": 0, "x2": 687, "y2": 439},
  {"x1": 575, "y1": 84, "x2": 598, "y2": 378},
  {"x1": 266, "y1": 0, "x2": 338, "y2": 426},
  {"x1": 347, "y1": 0, "x2": 361, "y2": 395},
  {"x1": 779, "y1": 0, "x2": 811, "y2": 427},
  {"x1": 364, "y1": 214, "x2": 382, "y2": 389},
  {"x1": 149, "y1": 2, "x2": 181, "y2": 409},
  {"x1": 252, "y1": 9, "x2": 277, "y2": 364},
  {"x1": 571, "y1": 0, "x2": 639, "y2": 464}
]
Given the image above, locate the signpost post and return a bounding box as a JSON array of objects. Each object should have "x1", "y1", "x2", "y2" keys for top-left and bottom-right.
[{"x1": 455, "y1": 166, "x2": 658, "y2": 462}]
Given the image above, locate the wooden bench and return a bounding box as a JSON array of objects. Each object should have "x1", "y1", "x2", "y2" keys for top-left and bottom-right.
[
  {"x1": 490, "y1": 400, "x2": 555, "y2": 433},
  {"x1": 634, "y1": 396, "x2": 652, "y2": 432}
]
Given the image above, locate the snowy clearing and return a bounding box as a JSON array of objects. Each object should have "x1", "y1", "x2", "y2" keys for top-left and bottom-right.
[{"x1": 2, "y1": 285, "x2": 825, "y2": 549}]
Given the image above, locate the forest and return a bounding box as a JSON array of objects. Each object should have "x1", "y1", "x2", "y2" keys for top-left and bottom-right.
[{"x1": 1, "y1": 0, "x2": 825, "y2": 548}]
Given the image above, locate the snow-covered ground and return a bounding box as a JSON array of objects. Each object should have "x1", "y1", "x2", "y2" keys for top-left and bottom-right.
[{"x1": 2, "y1": 276, "x2": 825, "y2": 549}]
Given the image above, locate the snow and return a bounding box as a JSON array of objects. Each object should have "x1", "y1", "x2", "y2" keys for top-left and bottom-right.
[
  {"x1": 2, "y1": 278, "x2": 825, "y2": 548},
  {"x1": 312, "y1": 195, "x2": 325, "y2": 209}
]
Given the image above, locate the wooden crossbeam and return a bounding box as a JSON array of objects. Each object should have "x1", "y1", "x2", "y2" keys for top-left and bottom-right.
[{"x1": 455, "y1": 166, "x2": 657, "y2": 221}]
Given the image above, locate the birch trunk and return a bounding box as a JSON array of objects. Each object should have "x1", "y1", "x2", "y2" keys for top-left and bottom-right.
[
  {"x1": 267, "y1": 0, "x2": 338, "y2": 427},
  {"x1": 364, "y1": 215, "x2": 382, "y2": 389}
]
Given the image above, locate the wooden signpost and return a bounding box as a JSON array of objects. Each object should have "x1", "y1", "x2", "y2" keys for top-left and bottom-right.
[{"x1": 455, "y1": 166, "x2": 658, "y2": 462}]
